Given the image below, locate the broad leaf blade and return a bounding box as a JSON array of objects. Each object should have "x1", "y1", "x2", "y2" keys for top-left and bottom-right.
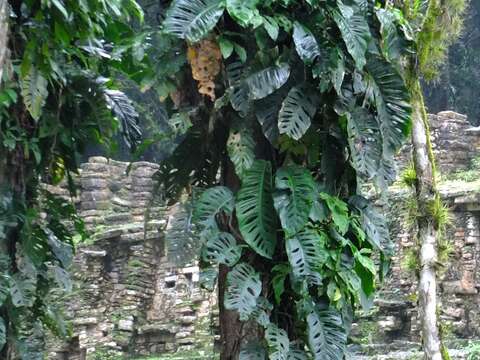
[
  {"x1": 193, "y1": 186, "x2": 235, "y2": 231},
  {"x1": 203, "y1": 232, "x2": 242, "y2": 267},
  {"x1": 224, "y1": 263, "x2": 262, "y2": 319},
  {"x1": 278, "y1": 86, "x2": 316, "y2": 141},
  {"x1": 236, "y1": 160, "x2": 277, "y2": 259},
  {"x1": 274, "y1": 165, "x2": 315, "y2": 234},
  {"x1": 163, "y1": 0, "x2": 225, "y2": 43},
  {"x1": 246, "y1": 64, "x2": 290, "y2": 100},
  {"x1": 227, "y1": 126, "x2": 255, "y2": 179},
  {"x1": 293, "y1": 22, "x2": 320, "y2": 65}
]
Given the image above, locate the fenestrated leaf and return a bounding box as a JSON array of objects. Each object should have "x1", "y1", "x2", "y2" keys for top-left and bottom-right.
[
  {"x1": 274, "y1": 165, "x2": 315, "y2": 234},
  {"x1": 293, "y1": 21, "x2": 320, "y2": 65},
  {"x1": 227, "y1": 126, "x2": 255, "y2": 179},
  {"x1": 199, "y1": 266, "x2": 218, "y2": 291},
  {"x1": 20, "y1": 67, "x2": 48, "y2": 122},
  {"x1": 266, "y1": 324, "x2": 290, "y2": 360},
  {"x1": 250, "y1": 296, "x2": 273, "y2": 327},
  {"x1": 236, "y1": 160, "x2": 277, "y2": 259},
  {"x1": 286, "y1": 228, "x2": 327, "y2": 285},
  {"x1": 365, "y1": 55, "x2": 412, "y2": 155},
  {"x1": 193, "y1": 186, "x2": 235, "y2": 231},
  {"x1": 226, "y1": 0, "x2": 262, "y2": 27},
  {"x1": 0, "y1": 317, "x2": 5, "y2": 351},
  {"x1": 349, "y1": 195, "x2": 392, "y2": 256},
  {"x1": 255, "y1": 92, "x2": 284, "y2": 144},
  {"x1": 347, "y1": 107, "x2": 382, "y2": 179},
  {"x1": 246, "y1": 64, "x2": 290, "y2": 100},
  {"x1": 240, "y1": 342, "x2": 267, "y2": 360},
  {"x1": 10, "y1": 274, "x2": 36, "y2": 308},
  {"x1": 163, "y1": 0, "x2": 225, "y2": 43},
  {"x1": 0, "y1": 274, "x2": 8, "y2": 307},
  {"x1": 278, "y1": 86, "x2": 317, "y2": 141},
  {"x1": 202, "y1": 232, "x2": 242, "y2": 266},
  {"x1": 306, "y1": 307, "x2": 347, "y2": 360},
  {"x1": 224, "y1": 263, "x2": 262, "y2": 319},
  {"x1": 332, "y1": 0, "x2": 370, "y2": 70}
]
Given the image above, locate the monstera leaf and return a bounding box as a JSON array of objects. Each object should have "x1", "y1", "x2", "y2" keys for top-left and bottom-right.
[
  {"x1": 193, "y1": 186, "x2": 235, "y2": 231},
  {"x1": 246, "y1": 64, "x2": 291, "y2": 100},
  {"x1": 293, "y1": 21, "x2": 321, "y2": 65},
  {"x1": 236, "y1": 160, "x2": 277, "y2": 258},
  {"x1": 240, "y1": 342, "x2": 267, "y2": 360},
  {"x1": 226, "y1": 0, "x2": 262, "y2": 27},
  {"x1": 224, "y1": 263, "x2": 262, "y2": 319},
  {"x1": 255, "y1": 91, "x2": 286, "y2": 144},
  {"x1": 0, "y1": 317, "x2": 5, "y2": 351},
  {"x1": 347, "y1": 107, "x2": 382, "y2": 179},
  {"x1": 227, "y1": 126, "x2": 255, "y2": 179},
  {"x1": 332, "y1": 0, "x2": 371, "y2": 70},
  {"x1": 274, "y1": 165, "x2": 315, "y2": 234},
  {"x1": 278, "y1": 86, "x2": 317, "y2": 141},
  {"x1": 266, "y1": 324, "x2": 290, "y2": 360},
  {"x1": 306, "y1": 307, "x2": 347, "y2": 360},
  {"x1": 286, "y1": 228, "x2": 327, "y2": 284},
  {"x1": 202, "y1": 232, "x2": 242, "y2": 266},
  {"x1": 349, "y1": 195, "x2": 392, "y2": 256},
  {"x1": 163, "y1": 0, "x2": 225, "y2": 42},
  {"x1": 10, "y1": 274, "x2": 36, "y2": 308},
  {"x1": 366, "y1": 55, "x2": 411, "y2": 155}
]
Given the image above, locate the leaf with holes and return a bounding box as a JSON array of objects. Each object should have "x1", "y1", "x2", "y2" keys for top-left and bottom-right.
[
  {"x1": 286, "y1": 228, "x2": 327, "y2": 285},
  {"x1": 278, "y1": 86, "x2": 317, "y2": 141},
  {"x1": 332, "y1": 0, "x2": 370, "y2": 70},
  {"x1": 293, "y1": 21, "x2": 320, "y2": 65},
  {"x1": 347, "y1": 107, "x2": 382, "y2": 179},
  {"x1": 240, "y1": 342, "x2": 266, "y2": 360},
  {"x1": 266, "y1": 324, "x2": 290, "y2": 360},
  {"x1": 227, "y1": 126, "x2": 255, "y2": 179},
  {"x1": 306, "y1": 307, "x2": 347, "y2": 360},
  {"x1": 10, "y1": 274, "x2": 36, "y2": 308},
  {"x1": 163, "y1": 0, "x2": 225, "y2": 43},
  {"x1": 274, "y1": 165, "x2": 315, "y2": 234},
  {"x1": 20, "y1": 67, "x2": 48, "y2": 122},
  {"x1": 236, "y1": 160, "x2": 277, "y2": 258},
  {"x1": 193, "y1": 186, "x2": 235, "y2": 231},
  {"x1": 224, "y1": 263, "x2": 262, "y2": 319},
  {"x1": 246, "y1": 64, "x2": 290, "y2": 100},
  {"x1": 202, "y1": 232, "x2": 242, "y2": 267},
  {"x1": 0, "y1": 317, "x2": 5, "y2": 351}
]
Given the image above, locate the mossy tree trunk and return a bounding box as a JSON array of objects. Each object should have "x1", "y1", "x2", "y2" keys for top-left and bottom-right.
[{"x1": 409, "y1": 78, "x2": 444, "y2": 360}]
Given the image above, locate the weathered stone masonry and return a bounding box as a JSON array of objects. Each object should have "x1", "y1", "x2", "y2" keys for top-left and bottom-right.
[{"x1": 47, "y1": 111, "x2": 480, "y2": 359}]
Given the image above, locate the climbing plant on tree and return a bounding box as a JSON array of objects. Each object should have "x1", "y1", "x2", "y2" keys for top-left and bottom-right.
[
  {"x1": 0, "y1": 1, "x2": 148, "y2": 358},
  {"x1": 155, "y1": 0, "x2": 414, "y2": 358}
]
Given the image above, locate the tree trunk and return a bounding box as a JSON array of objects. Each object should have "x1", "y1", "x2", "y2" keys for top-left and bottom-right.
[
  {"x1": 0, "y1": 0, "x2": 9, "y2": 84},
  {"x1": 410, "y1": 80, "x2": 443, "y2": 360}
]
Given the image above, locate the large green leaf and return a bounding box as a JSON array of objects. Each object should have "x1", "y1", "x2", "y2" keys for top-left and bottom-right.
[
  {"x1": 319, "y1": 194, "x2": 349, "y2": 235},
  {"x1": 265, "y1": 324, "x2": 290, "y2": 360},
  {"x1": 278, "y1": 86, "x2": 317, "y2": 141},
  {"x1": 224, "y1": 263, "x2": 262, "y2": 319},
  {"x1": 240, "y1": 342, "x2": 266, "y2": 360},
  {"x1": 255, "y1": 91, "x2": 285, "y2": 144},
  {"x1": 10, "y1": 274, "x2": 36, "y2": 308},
  {"x1": 349, "y1": 195, "x2": 392, "y2": 256},
  {"x1": 236, "y1": 160, "x2": 277, "y2": 259},
  {"x1": 347, "y1": 107, "x2": 382, "y2": 179},
  {"x1": 376, "y1": 8, "x2": 410, "y2": 63},
  {"x1": 293, "y1": 21, "x2": 320, "y2": 65},
  {"x1": 46, "y1": 230, "x2": 73, "y2": 268},
  {"x1": 306, "y1": 307, "x2": 347, "y2": 360},
  {"x1": 20, "y1": 67, "x2": 48, "y2": 122},
  {"x1": 226, "y1": 0, "x2": 262, "y2": 27},
  {"x1": 246, "y1": 64, "x2": 291, "y2": 100},
  {"x1": 0, "y1": 317, "x2": 5, "y2": 352},
  {"x1": 286, "y1": 228, "x2": 327, "y2": 285},
  {"x1": 202, "y1": 232, "x2": 242, "y2": 267},
  {"x1": 366, "y1": 55, "x2": 412, "y2": 155},
  {"x1": 193, "y1": 186, "x2": 235, "y2": 231},
  {"x1": 274, "y1": 165, "x2": 315, "y2": 234},
  {"x1": 227, "y1": 126, "x2": 255, "y2": 179},
  {"x1": 332, "y1": 0, "x2": 370, "y2": 70},
  {"x1": 163, "y1": 0, "x2": 225, "y2": 43}
]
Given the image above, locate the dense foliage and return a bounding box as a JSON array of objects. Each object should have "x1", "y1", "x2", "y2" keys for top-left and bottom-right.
[
  {"x1": 0, "y1": 1, "x2": 147, "y2": 357},
  {"x1": 155, "y1": 0, "x2": 414, "y2": 358}
]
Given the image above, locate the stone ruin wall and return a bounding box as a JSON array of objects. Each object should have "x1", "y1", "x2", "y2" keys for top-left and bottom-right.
[{"x1": 47, "y1": 111, "x2": 480, "y2": 359}]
